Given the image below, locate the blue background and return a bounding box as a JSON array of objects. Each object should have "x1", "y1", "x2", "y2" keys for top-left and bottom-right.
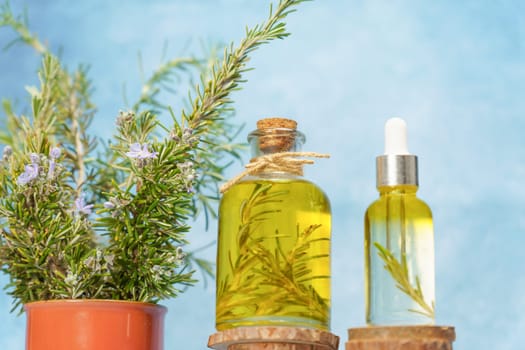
[{"x1": 1, "y1": 1, "x2": 524, "y2": 349}]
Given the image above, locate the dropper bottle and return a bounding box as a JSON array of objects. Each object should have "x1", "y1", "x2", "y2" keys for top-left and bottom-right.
[{"x1": 364, "y1": 117, "x2": 435, "y2": 325}]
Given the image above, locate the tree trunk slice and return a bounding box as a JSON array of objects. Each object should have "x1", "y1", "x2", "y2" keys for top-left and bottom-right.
[
  {"x1": 346, "y1": 326, "x2": 456, "y2": 350},
  {"x1": 208, "y1": 326, "x2": 340, "y2": 350}
]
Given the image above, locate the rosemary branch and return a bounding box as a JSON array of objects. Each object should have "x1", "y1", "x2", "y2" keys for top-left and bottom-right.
[
  {"x1": 133, "y1": 56, "x2": 202, "y2": 112},
  {"x1": 374, "y1": 242, "x2": 435, "y2": 318},
  {"x1": 0, "y1": 2, "x2": 46, "y2": 53},
  {"x1": 184, "y1": 0, "x2": 310, "y2": 131}
]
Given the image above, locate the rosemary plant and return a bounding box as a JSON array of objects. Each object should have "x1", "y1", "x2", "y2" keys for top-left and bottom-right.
[{"x1": 0, "y1": 0, "x2": 310, "y2": 312}]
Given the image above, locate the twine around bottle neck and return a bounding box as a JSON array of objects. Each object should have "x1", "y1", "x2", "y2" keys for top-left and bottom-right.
[{"x1": 219, "y1": 152, "x2": 330, "y2": 193}]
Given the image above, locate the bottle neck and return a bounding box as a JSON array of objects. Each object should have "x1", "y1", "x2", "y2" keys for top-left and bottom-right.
[
  {"x1": 248, "y1": 127, "x2": 305, "y2": 158},
  {"x1": 247, "y1": 127, "x2": 306, "y2": 176},
  {"x1": 378, "y1": 184, "x2": 419, "y2": 196}
]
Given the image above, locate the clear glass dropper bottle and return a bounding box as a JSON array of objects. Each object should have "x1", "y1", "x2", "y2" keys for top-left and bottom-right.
[{"x1": 365, "y1": 117, "x2": 435, "y2": 325}]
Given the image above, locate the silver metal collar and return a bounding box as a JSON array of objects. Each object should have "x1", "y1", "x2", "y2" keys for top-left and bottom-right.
[{"x1": 376, "y1": 155, "x2": 418, "y2": 187}]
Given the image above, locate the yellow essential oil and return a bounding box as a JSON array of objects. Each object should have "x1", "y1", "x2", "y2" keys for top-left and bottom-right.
[
  {"x1": 216, "y1": 177, "x2": 331, "y2": 330},
  {"x1": 216, "y1": 117, "x2": 331, "y2": 331},
  {"x1": 365, "y1": 118, "x2": 435, "y2": 325},
  {"x1": 365, "y1": 185, "x2": 435, "y2": 325}
]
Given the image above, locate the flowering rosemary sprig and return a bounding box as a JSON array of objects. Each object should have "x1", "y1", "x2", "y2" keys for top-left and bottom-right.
[{"x1": 0, "y1": 0, "x2": 310, "y2": 311}]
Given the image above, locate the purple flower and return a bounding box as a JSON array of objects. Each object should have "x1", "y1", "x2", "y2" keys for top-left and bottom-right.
[
  {"x1": 48, "y1": 160, "x2": 56, "y2": 179},
  {"x1": 125, "y1": 143, "x2": 158, "y2": 159},
  {"x1": 75, "y1": 192, "x2": 94, "y2": 215},
  {"x1": 17, "y1": 163, "x2": 39, "y2": 185},
  {"x1": 30, "y1": 153, "x2": 40, "y2": 164},
  {"x1": 2, "y1": 145, "x2": 12, "y2": 159},
  {"x1": 47, "y1": 147, "x2": 62, "y2": 178},
  {"x1": 103, "y1": 201, "x2": 115, "y2": 209},
  {"x1": 50, "y1": 147, "x2": 61, "y2": 159}
]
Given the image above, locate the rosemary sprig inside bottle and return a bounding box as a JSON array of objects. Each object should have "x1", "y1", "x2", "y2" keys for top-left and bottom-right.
[
  {"x1": 374, "y1": 242, "x2": 435, "y2": 318},
  {"x1": 217, "y1": 182, "x2": 330, "y2": 327}
]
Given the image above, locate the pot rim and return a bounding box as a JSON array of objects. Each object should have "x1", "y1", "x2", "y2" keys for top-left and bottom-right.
[{"x1": 24, "y1": 299, "x2": 167, "y2": 312}]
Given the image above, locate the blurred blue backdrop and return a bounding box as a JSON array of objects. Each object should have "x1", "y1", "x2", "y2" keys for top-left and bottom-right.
[{"x1": 1, "y1": 1, "x2": 524, "y2": 349}]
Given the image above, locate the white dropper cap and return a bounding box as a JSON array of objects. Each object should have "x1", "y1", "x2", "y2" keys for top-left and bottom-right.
[
  {"x1": 376, "y1": 117, "x2": 418, "y2": 187},
  {"x1": 384, "y1": 117, "x2": 410, "y2": 155}
]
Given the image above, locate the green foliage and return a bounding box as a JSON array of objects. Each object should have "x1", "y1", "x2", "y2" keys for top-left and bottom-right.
[
  {"x1": 374, "y1": 242, "x2": 435, "y2": 318},
  {"x1": 0, "y1": 0, "x2": 310, "y2": 311},
  {"x1": 0, "y1": 1, "x2": 46, "y2": 53}
]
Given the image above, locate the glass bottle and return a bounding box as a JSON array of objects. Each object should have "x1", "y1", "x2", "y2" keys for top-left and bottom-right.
[
  {"x1": 365, "y1": 117, "x2": 435, "y2": 325},
  {"x1": 216, "y1": 117, "x2": 331, "y2": 331}
]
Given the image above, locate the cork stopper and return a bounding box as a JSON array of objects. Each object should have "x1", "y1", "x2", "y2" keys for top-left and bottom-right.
[
  {"x1": 257, "y1": 118, "x2": 297, "y2": 130},
  {"x1": 253, "y1": 117, "x2": 301, "y2": 154}
]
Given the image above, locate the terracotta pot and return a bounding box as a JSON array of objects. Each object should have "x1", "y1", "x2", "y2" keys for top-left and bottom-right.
[{"x1": 24, "y1": 300, "x2": 166, "y2": 350}]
